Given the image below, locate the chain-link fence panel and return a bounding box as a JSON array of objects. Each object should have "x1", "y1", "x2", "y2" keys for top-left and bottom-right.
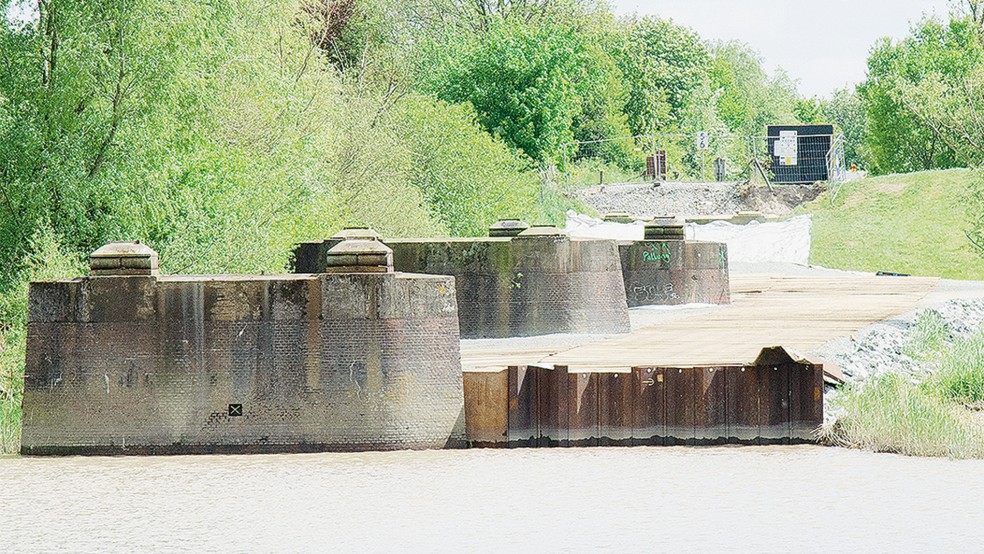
[
  {"x1": 653, "y1": 133, "x2": 758, "y2": 182},
  {"x1": 741, "y1": 133, "x2": 846, "y2": 186},
  {"x1": 559, "y1": 135, "x2": 652, "y2": 192},
  {"x1": 761, "y1": 126, "x2": 844, "y2": 184},
  {"x1": 558, "y1": 130, "x2": 845, "y2": 189}
]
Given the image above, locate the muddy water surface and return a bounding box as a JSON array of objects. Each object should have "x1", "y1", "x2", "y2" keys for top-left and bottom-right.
[{"x1": 2, "y1": 445, "x2": 982, "y2": 552}]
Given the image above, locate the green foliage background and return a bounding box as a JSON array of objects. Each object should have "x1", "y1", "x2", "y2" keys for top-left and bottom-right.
[{"x1": 858, "y1": 16, "x2": 982, "y2": 174}]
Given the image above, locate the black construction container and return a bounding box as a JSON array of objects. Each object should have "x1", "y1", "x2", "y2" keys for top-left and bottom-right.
[{"x1": 766, "y1": 124, "x2": 833, "y2": 184}]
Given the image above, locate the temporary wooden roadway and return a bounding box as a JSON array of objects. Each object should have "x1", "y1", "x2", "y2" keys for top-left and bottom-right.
[{"x1": 461, "y1": 273, "x2": 940, "y2": 379}]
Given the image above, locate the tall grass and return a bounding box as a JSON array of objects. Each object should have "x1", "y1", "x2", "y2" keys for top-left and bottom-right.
[
  {"x1": 823, "y1": 311, "x2": 984, "y2": 458},
  {"x1": 904, "y1": 310, "x2": 950, "y2": 362},
  {"x1": 928, "y1": 331, "x2": 984, "y2": 406},
  {"x1": 560, "y1": 158, "x2": 645, "y2": 190},
  {"x1": 0, "y1": 388, "x2": 20, "y2": 455},
  {"x1": 538, "y1": 187, "x2": 596, "y2": 225},
  {"x1": 822, "y1": 374, "x2": 984, "y2": 458},
  {"x1": 1, "y1": 305, "x2": 26, "y2": 455}
]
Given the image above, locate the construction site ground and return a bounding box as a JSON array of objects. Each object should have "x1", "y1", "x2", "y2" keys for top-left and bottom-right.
[
  {"x1": 575, "y1": 180, "x2": 824, "y2": 218},
  {"x1": 553, "y1": 177, "x2": 984, "y2": 409},
  {"x1": 461, "y1": 264, "x2": 984, "y2": 382}
]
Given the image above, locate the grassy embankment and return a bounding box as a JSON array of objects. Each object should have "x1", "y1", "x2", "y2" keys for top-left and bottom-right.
[
  {"x1": 799, "y1": 168, "x2": 984, "y2": 457},
  {"x1": 796, "y1": 168, "x2": 984, "y2": 280}
]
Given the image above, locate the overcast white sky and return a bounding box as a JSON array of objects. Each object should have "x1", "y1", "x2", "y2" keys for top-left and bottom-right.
[{"x1": 611, "y1": 0, "x2": 958, "y2": 98}]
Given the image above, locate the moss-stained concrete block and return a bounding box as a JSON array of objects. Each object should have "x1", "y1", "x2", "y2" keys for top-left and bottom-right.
[
  {"x1": 21, "y1": 261, "x2": 463, "y2": 455},
  {"x1": 618, "y1": 240, "x2": 730, "y2": 307},
  {"x1": 382, "y1": 234, "x2": 630, "y2": 338}
]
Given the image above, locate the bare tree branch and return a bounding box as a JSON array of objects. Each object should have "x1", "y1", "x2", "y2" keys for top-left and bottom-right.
[
  {"x1": 39, "y1": 0, "x2": 58, "y2": 87},
  {"x1": 88, "y1": 25, "x2": 128, "y2": 179},
  {"x1": 966, "y1": 230, "x2": 984, "y2": 256}
]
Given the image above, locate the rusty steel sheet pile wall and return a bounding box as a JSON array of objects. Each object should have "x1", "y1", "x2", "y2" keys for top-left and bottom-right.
[
  {"x1": 461, "y1": 361, "x2": 822, "y2": 447},
  {"x1": 618, "y1": 241, "x2": 730, "y2": 307},
  {"x1": 21, "y1": 271, "x2": 464, "y2": 455},
  {"x1": 384, "y1": 235, "x2": 631, "y2": 338}
]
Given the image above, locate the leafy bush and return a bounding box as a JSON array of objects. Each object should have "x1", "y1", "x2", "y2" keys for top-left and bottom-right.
[
  {"x1": 0, "y1": 225, "x2": 85, "y2": 454},
  {"x1": 967, "y1": 169, "x2": 984, "y2": 260},
  {"x1": 423, "y1": 18, "x2": 594, "y2": 165},
  {"x1": 392, "y1": 96, "x2": 540, "y2": 236}
]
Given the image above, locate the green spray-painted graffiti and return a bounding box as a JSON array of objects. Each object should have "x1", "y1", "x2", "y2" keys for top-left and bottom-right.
[
  {"x1": 719, "y1": 246, "x2": 728, "y2": 272},
  {"x1": 641, "y1": 243, "x2": 672, "y2": 264}
]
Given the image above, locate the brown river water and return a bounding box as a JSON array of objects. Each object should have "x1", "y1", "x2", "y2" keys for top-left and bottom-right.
[{"x1": 1, "y1": 445, "x2": 983, "y2": 552}]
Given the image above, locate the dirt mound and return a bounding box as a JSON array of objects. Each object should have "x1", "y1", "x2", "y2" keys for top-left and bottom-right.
[
  {"x1": 742, "y1": 182, "x2": 824, "y2": 215},
  {"x1": 576, "y1": 181, "x2": 825, "y2": 218}
]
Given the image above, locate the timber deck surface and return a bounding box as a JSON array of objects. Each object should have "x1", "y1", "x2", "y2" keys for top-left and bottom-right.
[{"x1": 460, "y1": 273, "x2": 938, "y2": 373}]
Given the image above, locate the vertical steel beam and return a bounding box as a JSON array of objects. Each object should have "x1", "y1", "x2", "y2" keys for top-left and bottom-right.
[
  {"x1": 727, "y1": 366, "x2": 760, "y2": 444},
  {"x1": 758, "y1": 364, "x2": 791, "y2": 444},
  {"x1": 463, "y1": 370, "x2": 509, "y2": 448},
  {"x1": 695, "y1": 367, "x2": 729, "y2": 444},
  {"x1": 598, "y1": 371, "x2": 634, "y2": 446},
  {"x1": 568, "y1": 371, "x2": 599, "y2": 446},
  {"x1": 632, "y1": 367, "x2": 666, "y2": 446},
  {"x1": 508, "y1": 365, "x2": 537, "y2": 447},
  {"x1": 537, "y1": 366, "x2": 569, "y2": 447},
  {"x1": 789, "y1": 363, "x2": 823, "y2": 443},
  {"x1": 665, "y1": 368, "x2": 696, "y2": 445}
]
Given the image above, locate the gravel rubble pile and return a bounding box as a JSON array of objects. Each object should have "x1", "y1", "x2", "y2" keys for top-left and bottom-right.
[
  {"x1": 813, "y1": 298, "x2": 984, "y2": 420},
  {"x1": 579, "y1": 182, "x2": 744, "y2": 217},
  {"x1": 575, "y1": 181, "x2": 824, "y2": 218}
]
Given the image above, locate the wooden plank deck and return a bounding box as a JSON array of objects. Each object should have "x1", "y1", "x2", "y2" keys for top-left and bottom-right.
[{"x1": 460, "y1": 273, "x2": 938, "y2": 373}]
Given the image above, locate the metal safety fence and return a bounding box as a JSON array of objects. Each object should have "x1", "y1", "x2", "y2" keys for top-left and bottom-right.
[
  {"x1": 558, "y1": 135, "x2": 654, "y2": 189},
  {"x1": 558, "y1": 131, "x2": 846, "y2": 191}
]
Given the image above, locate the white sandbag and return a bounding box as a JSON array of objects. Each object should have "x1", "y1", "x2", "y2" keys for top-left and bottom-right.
[
  {"x1": 692, "y1": 215, "x2": 812, "y2": 265},
  {"x1": 564, "y1": 210, "x2": 812, "y2": 266}
]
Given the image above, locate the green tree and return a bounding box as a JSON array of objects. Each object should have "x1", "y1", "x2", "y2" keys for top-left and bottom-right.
[
  {"x1": 896, "y1": 65, "x2": 984, "y2": 259},
  {"x1": 794, "y1": 97, "x2": 827, "y2": 124},
  {"x1": 614, "y1": 17, "x2": 710, "y2": 136},
  {"x1": 858, "y1": 16, "x2": 983, "y2": 174},
  {"x1": 426, "y1": 18, "x2": 593, "y2": 164},
  {"x1": 397, "y1": 0, "x2": 599, "y2": 34},
  {"x1": 0, "y1": 0, "x2": 462, "y2": 280},
  {"x1": 708, "y1": 41, "x2": 800, "y2": 135},
  {"x1": 0, "y1": 0, "x2": 331, "y2": 274},
  {"x1": 569, "y1": 17, "x2": 633, "y2": 167},
  {"x1": 825, "y1": 87, "x2": 867, "y2": 166},
  {"x1": 392, "y1": 96, "x2": 541, "y2": 235}
]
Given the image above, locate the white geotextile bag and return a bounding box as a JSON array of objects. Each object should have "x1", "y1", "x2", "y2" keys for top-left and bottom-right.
[
  {"x1": 564, "y1": 210, "x2": 812, "y2": 266},
  {"x1": 692, "y1": 215, "x2": 812, "y2": 265}
]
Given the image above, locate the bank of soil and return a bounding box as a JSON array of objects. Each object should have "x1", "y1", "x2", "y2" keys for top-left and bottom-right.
[{"x1": 576, "y1": 181, "x2": 824, "y2": 218}]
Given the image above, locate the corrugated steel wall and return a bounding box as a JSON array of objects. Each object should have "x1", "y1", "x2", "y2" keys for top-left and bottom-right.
[{"x1": 463, "y1": 362, "x2": 823, "y2": 448}]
